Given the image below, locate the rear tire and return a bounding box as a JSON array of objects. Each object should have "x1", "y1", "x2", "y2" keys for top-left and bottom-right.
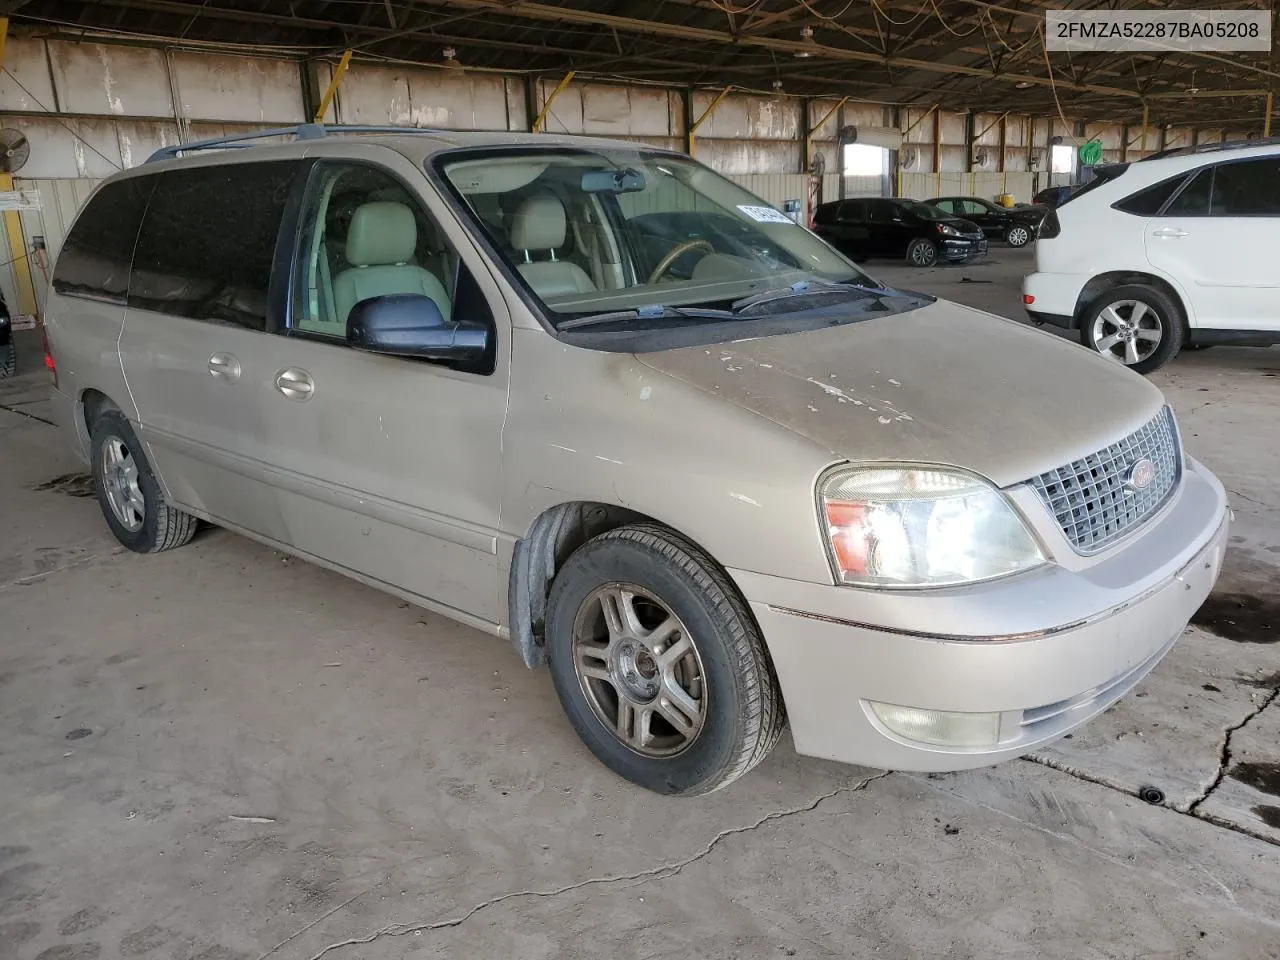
[
  {"x1": 906, "y1": 238, "x2": 938, "y2": 267},
  {"x1": 90, "y1": 410, "x2": 198, "y2": 553},
  {"x1": 545, "y1": 523, "x2": 785, "y2": 796},
  {"x1": 0, "y1": 342, "x2": 14, "y2": 378},
  {"x1": 1081, "y1": 284, "x2": 1184, "y2": 375},
  {"x1": 1005, "y1": 224, "x2": 1032, "y2": 247}
]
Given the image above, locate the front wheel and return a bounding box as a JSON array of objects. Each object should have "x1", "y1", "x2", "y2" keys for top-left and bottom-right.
[
  {"x1": 1005, "y1": 224, "x2": 1032, "y2": 247},
  {"x1": 905, "y1": 238, "x2": 938, "y2": 267},
  {"x1": 1082, "y1": 284, "x2": 1184, "y2": 374},
  {"x1": 545, "y1": 524, "x2": 785, "y2": 795}
]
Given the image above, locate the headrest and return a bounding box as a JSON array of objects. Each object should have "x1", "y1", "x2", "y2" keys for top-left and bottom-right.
[
  {"x1": 510, "y1": 195, "x2": 567, "y2": 251},
  {"x1": 346, "y1": 201, "x2": 417, "y2": 267}
]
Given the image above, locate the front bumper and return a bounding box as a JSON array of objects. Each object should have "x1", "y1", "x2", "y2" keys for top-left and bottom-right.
[
  {"x1": 940, "y1": 237, "x2": 987, "y2": 261},
  {"x1": 732, "y1": 459, "x2": 1229, "y2": 771}
]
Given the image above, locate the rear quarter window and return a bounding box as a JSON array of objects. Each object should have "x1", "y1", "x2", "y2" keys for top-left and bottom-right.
[
  {"x1": 129, "y1": 161, "x2": 302, "y2": 331},
  {"x1": 1112, "y1": 174, "x2": 1189, "y2": 216},
  {"x1": 52, "y1": 176, "x2": 155, "y2": 304}
]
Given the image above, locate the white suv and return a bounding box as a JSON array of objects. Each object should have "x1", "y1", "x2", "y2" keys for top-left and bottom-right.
[{"x1": 1023, "y1": 141, "x2": 1280, "y2": 373}]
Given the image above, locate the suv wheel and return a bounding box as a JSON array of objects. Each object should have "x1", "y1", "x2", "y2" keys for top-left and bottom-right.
[
  {"x1": 906, "y1": 238, "x2": 938, "y2": 267},
  {"x1": 90, "y1": 410, "x2": 199, "y2": 553},
  {"x1": 1083, "y1": 284, "x2": 1184, "y2": 374},
  {"x1": 1005, "y1": 224, "x2": 1031, "y2": 247},
  {"x1": 545, "y1": 524, "x2": 785, "y2": 795}
]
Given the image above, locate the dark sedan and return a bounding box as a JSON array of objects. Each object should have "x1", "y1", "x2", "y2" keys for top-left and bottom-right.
[
  {"x1": 812, "y1": 197, "x2": 986, "y2": 267},
  {"x1": 925, "y1": 196, "x2": 1045, "y2": 248}
]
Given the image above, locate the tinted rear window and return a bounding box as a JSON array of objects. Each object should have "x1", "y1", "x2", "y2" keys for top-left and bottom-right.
[
  {"x1": 129, "y1": 161, "x2": 301, "y2": 330},
  {"x1": 1113, "y1": 174, "x2": 1188, "y2": 216},
  {"x1": 52, "y1": 177, "x2": 155, "y2": 304},
  {"x1": 1210, "y1": 157, "x2": 1280, "y2": 215}
]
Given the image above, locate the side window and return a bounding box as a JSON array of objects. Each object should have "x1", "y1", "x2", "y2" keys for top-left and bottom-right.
[
  {"x1": 933, "y1": 200, "x2": 955, "y2": 214},
  {"x1": 960, "y1": 200, "x2": 988, "y2": 216},
  {"x1": 52, "y1": 176, "x2": 155, "y2": 303},
  {"x1": 867, "y1": 201, "x2": 894, "y2": 223},
  {"x1": 1163, "y1": 168, "x2": 1213, "y2": 217},
  {"x1": 1113, "y1": 174, "x2": 1188, "y2": 216},
  {"x1": 837, "y1": 201, "x2": 865, "y2": 223},
  {"x1": 1209, "y1": 158, "x2": 1280, "y2": 216},
  {"x1": 130, "y1": 161, "x2": 300, "y2": 330},
  {"x1": 292, "y1": 163, "x2": 458, "y2": 338}
]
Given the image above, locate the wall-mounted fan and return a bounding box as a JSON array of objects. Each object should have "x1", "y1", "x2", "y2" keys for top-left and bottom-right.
[{"x1": 0, "y1": 129, "x2": 30, "y2": 174}]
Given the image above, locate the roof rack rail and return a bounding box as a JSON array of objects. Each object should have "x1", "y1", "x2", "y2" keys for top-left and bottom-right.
[
  {"x1": 145, "y1": 123, "x2": 454, "y2": 164},
  {"x1": 1140, "y1": 135, "x2": 1280, "y2": 162}
]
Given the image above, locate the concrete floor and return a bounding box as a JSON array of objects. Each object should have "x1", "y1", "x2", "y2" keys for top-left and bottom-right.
[{"x1": 2, "y1": 247, "x2": 1279, "y2": 960}]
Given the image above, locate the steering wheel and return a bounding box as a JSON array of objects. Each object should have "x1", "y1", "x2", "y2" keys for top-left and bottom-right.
[{"x1": 647, "y1": 239, "x2": 716, "y2": 284}]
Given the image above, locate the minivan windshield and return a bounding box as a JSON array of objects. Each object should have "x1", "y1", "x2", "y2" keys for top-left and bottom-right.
[{"x1": 438, "y1": 147, "x2": 878, "y2": 327}]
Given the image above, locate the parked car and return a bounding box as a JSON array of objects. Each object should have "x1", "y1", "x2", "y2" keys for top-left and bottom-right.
[
  {"x1": 44, "y1": 125, "x2": 1227, "y2": 796},
  {"x1": 0, "y1": 291, "x2": 12, "y2": 377},
  {"x1": 1023, "y1": 140, "x2": 1280, "y2": 373},
  {"x1": 1032, "y1": 185, "x2": 1079, "y2": 208},
  {"x1": 926, "y1": 196, "x2": 1045, "y2": 247},
  {"x1": 812, "y1": 197, "x2": 986, "y2": 266}
]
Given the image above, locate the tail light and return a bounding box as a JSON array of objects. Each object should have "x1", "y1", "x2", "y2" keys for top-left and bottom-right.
[
  {"x1": 41, "y1": 323, "x2": 58, "y2": 388},
  {"x1": 1038, "y1": 209, "x2": 1061, "y2": 239}
]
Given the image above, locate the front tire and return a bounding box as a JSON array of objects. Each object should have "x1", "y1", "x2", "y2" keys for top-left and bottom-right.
[
  {"x1": 90, "y1": 410, "x2": 198, "y2": 553},
  {"x1": 1005, "y1": 224, "x2": 1032, "y2": 247},
  {"x1": 1082, "y1": 284, "x2": 1183, "y2": 374},
  {"x1": 545, "y1": 524, "x2": 784, "y2": 796},
  {"x1": 906, "y1": 238, "x2": 938, "y2": 267}
]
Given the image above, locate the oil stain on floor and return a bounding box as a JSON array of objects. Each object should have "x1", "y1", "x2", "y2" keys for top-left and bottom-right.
[
  {"x1": 1191, "y1": 593, "x2": 1277, "y2": 644},
  {"x1": 31, "y1": 473, "x2": 95, "y2": 498}
]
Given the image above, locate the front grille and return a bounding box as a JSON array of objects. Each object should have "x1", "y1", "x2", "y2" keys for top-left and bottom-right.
[{"x1": 1028, "y1": 407, "x2": 1181, "y2": 555}]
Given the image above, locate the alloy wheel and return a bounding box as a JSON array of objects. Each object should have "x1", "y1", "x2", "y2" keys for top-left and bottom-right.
[
  {"x1": 100, "y1": 436, "x2": 145, "y2": 532},
  {"x1": 571, "y1": 583, "x2": 707, "y2": 757},
  {"x1": 1090, "y1": 299, "x2": 1164, "y2": 366}
]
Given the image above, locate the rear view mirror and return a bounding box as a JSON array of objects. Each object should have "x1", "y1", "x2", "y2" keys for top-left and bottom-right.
[
  {"x1": 347, "y1": 294, "x2": 489, "y2": 368},
  {"x1": 581, "y1": 168, "x2": 646, "y2": 194}
]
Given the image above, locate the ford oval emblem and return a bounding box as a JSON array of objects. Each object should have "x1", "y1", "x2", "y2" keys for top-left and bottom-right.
[{"x1": 1125, "y1": 458, "x2": 1156, "y2": 492}]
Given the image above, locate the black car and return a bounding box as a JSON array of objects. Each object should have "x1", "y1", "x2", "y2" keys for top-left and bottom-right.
[
  {"x1": 812, "y1": 197, "x2": 986, "y2": 267},
  {"x1": 1031, "y1": 185, "x2": 1079, "y2": 208},
  {"x1": 925, "y1": 196, "x2": 1045, "y2": 248},
  {"x1": 0, "y1": 290, "x2": 12, "y2": 378}
]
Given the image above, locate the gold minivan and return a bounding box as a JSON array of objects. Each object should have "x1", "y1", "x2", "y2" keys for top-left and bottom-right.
[{"x1": 44, "y1": 125, "x2": 1229, "y2": 794}]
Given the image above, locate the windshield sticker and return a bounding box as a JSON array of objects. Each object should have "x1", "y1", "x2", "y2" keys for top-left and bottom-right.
[{"x1": 737, "y1": 204, "x2": 794, "y2": 224}]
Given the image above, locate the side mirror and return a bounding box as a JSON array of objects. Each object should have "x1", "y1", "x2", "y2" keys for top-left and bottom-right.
[{"x1": 347, "y1": 294, "x2": 490, "y2": 367}]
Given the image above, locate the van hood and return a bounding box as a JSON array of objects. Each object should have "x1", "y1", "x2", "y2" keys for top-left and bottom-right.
[{"x1": 635, "y1": 300, "x2": 1167, "y2": 488}]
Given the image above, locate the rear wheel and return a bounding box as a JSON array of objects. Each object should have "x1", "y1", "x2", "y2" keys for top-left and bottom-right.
[
  {"x1": 1005, "y1": 224, "x2": 1032, "y2": 247},
  {"x1": 90, "y1": 410, "x2": 198, "y2": 553},
  {"x1": 1082, "y1": 284, "x2": 1184, "y2": 375},
  {"x1": 906, "y1": 238, "x2": 938, "y2": 267},
  {"x1": 545, "y1": 524, "x2": 784, "y2": 795},
  {"x1": 0, "y1": 342, "x2": 14, "y2": 378}
]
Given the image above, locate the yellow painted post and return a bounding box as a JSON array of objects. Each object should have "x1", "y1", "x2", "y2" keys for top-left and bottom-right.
[
  {"x1": 1265, "y1": 92, "x2": 1273, "y2": 137},
  {"x1": 313, "y1": 49, "x2": 352, "y2": 123},
  {"x1": 0, "y1": 17, "x2": 36, "y2": 319},
  {"x1": 532, "y1": 71, "x2": 577, "y2": 133},
  {"x1": 687, "y1": 86, "x2": 732, "y2": 157}
]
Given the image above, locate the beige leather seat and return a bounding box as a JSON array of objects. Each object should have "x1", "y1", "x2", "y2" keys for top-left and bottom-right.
[
  {"x1": 510, "y1": 195, "x2": 596, "y2": 298},
  {"x1": 334, "y1": 201, "x2": 451, "y2": 323}
]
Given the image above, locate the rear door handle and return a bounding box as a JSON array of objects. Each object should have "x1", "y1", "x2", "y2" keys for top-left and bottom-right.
[
  {"x1": 208, "y1": 352, "x2": 241, "y2": 381},
  {"x1": 1151, "y1": 227, "x2": 1189, "y2": 238},
  {"x1": 274, "y1": 367, "x2": 314, "y2": 401}
]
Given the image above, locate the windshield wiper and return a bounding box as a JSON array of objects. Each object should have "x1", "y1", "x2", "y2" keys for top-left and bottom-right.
[
  {"x1": 729, "y1": 279, "x2": 878, "y2": 314},
  {"x1": 558, "y1": 304, "x2": 735, "y2": 331}
]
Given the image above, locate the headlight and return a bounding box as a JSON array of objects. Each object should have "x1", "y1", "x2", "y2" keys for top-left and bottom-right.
[
  {"x1": 936, "y1": 223, "x2": 960, "y2": 237},
  {"x1": 819, "y1": 465, "x2": 1045, "y2": 587}
]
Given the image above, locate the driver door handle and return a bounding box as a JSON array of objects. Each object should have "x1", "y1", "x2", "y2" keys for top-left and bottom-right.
[
  {"x1": 1151, "y1": 227, "x2": 1189, "y2": 239},
  {"x1": 208, "y1": 352, "x2": 241, "y2": 381},
  {"x1": 274, "y1": 367, "x2": 314, "y2": 401}
]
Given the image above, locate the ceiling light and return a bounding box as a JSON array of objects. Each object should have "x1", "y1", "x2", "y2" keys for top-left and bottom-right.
[
  {"x1": 1015, "y1": 81, "x2": 1034, "y2": 89},
  {"x1": 794, "y1": 24, "x2": 817, "y2": 58},
  {"x1": 442, "y1": 47, "x2": 462, "y2": 68},
  {"x1": 772, "y1": 79, "x2": 785, "y2": 92}
]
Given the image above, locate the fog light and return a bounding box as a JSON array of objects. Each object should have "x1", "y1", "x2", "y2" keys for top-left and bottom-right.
[{"x1": 869, "y1": 702, "x2": 1002, "y2": 747}]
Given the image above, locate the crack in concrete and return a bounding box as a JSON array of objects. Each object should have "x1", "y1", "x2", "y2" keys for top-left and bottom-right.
[
  {"x1": 1188, "y1": 682, "x2": 1280, "y2": 815},
  {"x1": 0, "y1": 401, "x2": 54, "y2": 426},
  {"x1": 294, "y1": 771, "x2": 892, "y2": 960}
]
